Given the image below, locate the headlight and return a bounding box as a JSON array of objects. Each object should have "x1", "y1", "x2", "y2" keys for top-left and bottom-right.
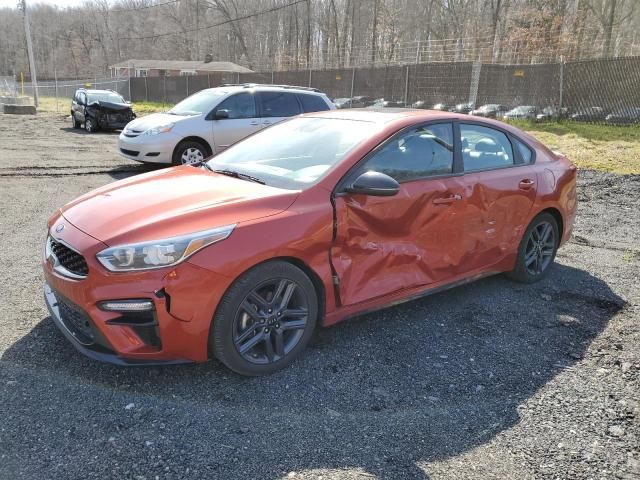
[
  {"x1": 143, "y1": 123, "x2": 175, "y2": 136},
  {"x1": 96, "y1": 224, "x2": 235, "y2": 272}
]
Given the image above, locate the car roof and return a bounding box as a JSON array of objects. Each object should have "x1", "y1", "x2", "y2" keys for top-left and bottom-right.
[
  {"x1": 78, "y1": 89, "x2": 120, "y2": 94},
  {"x1": 304, "y1": 108, "x2": 468, "y2": 124},
  {"x1": 207, "y1": 84, "x2": 325, "y2": 95}
]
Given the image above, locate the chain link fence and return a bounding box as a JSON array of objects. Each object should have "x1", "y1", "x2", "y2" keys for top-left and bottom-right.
[{"x1": 15, "y1": 56, "x2": 640, "y2": 124}]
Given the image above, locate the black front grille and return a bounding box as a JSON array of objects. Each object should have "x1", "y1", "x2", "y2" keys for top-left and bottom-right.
[
  {"x1": 56, "y1": 294, "x2": 95, "y2": 345},
  {"x1": 120, "y1": 147, "x2": 139, "y2": 156},
  {"x1": 50, "y1": 238, "x2": 89, "y2": 276}
]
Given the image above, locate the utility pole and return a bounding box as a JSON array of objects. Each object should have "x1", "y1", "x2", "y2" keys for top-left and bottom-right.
[{"x1": 19, "y1": 0, "x2": 38, "y2": 107}]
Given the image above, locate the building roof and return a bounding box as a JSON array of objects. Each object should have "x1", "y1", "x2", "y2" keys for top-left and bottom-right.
[{"x1": 109, "y1": 59, "x2": 253, "y2": 73}]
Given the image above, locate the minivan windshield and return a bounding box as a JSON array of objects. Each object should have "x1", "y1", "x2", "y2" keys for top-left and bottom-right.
[
  {"x1": 206, "y1": 117, "x2": 378, "y2": 189},
  {"x1": 87, "y1": 92, "x2": 126, "y2": 104},
  {"x1": 169, "y1": 89, "x2": 226, "y2": 116}
]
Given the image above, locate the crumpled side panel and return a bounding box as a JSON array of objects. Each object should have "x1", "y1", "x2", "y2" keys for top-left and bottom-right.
[{"x1": 332, "y1": 178, "x2": 466, "y2": 306}]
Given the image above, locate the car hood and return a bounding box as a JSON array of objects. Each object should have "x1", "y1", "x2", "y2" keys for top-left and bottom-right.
[
  {"x1": 60, "y1": 166, "x2": 299, "y2": 246},
  {"x1": 124, "y1": 112, "x2": 193, "y2": 132},
  {"x1": 88, "y1": 101, "x2": 132, "y2": 113}
]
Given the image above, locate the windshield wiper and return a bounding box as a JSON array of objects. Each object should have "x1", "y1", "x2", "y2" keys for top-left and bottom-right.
[{"x1": 213, "y1": 169, "x2": 265, "y2": 185}]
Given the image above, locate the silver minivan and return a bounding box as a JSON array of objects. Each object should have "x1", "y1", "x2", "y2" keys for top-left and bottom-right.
[{"x1": 118, "y1": 84, "x2": 335, "y2": 165}]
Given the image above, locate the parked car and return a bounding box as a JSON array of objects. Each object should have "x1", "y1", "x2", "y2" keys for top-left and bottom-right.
[
  {"x1": 453, "y1": 102, "x2": 474, "y2": 114},
  {"x1": 605, "y1": 107, "x2": 640, "y2": 125},
  {"x1": 502, "y1": 106, "x2": 537, "y2": 121},
  {"x1": 470, "y1": 104, "x2": 509, "y2": 119},
  {"x1": 71, "y1": 89, "x2": 135, "y2": 133},
  {"x1": 118, "y1": 84, "x2": 335, "y2": 165},
  {"x1": 570, "y1": 107, "x2": 607, "y2": 122},
  {"x1": 432, "y1": 103, "x2": 456, "y2": 111},
  {"x1": 351, "y1": 96, "x2": 375, "y2": 108},
  {"x1": 369, "y1": 98, "x2": 408, "y2": 108},
  {"x1": 44, "y1": 109, "x2": 577, "y2": 375},
  {"x1": 333, "y1": 97, "x2": 352, "y2": 109},
  {"x1": 536, "y1": 107, "x2": 570, "y2": 122}
]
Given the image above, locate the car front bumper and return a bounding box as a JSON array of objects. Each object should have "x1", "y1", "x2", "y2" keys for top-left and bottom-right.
[
  {"x1": 43, "y1": 216, "x2": 233, "y2": 365},
  {"x1": 117, "y1": 132, "x2": 180, "y2": 164}
]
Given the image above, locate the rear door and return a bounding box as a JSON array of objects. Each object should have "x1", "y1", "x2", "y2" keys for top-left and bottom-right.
[
  {"x1": 459, "y1": 122, "x2": 537, "y2": 272},
  {"x1": 331, "y1": 122, "x2": 468, "y2": 306},
  {"x1": 256, "y1": 91, "x2": 302, "y2": 129},
  {"x1": 211, "y1": 92, "x2": 260, "y2": 153}
]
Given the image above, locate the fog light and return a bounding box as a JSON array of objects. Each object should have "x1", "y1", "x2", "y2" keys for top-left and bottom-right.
[{"x1": 99, "y1": 300, "x2": 154, "y2": 312}]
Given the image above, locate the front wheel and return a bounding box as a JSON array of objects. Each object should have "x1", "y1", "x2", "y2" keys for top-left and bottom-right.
[
  {"x1": 172, "y1": 140, "x2": 208, "y2": 166},
  {"x1": 210, "y1": 261, "x2": 318, "y2": 376},
  {"x1": 85, "y1": 117, "x2": 98, "y2": 133},
  {"x1": 508, "y1": 213, "x2": 559, "y2": 283}
]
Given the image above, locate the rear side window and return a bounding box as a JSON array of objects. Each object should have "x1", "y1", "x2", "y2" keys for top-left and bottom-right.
[
  {"x1": 512, "y1": 137, "x2": 533, "y2": 164},
  {"x1": 298, "y1": 94, "x2": 330, "y2": 113},
  {"x1": 258, "y1": 92, "x2": 301, "y2": 118},
  {"x1": 358, "y1": 123, "x2": 454, "y2": 182},
  {"x1": 216, "y1": 93, "x2": 257, "y2": 119},
  {"x1": 460, "y1": 124, "x2": 514, "y2": 171}
]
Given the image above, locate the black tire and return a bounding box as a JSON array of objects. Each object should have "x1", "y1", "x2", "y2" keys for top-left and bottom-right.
[
  {"x1": 210, "y1": 261, "x2": 318, "y2": 376},
  {"x1": 85, "y1": 117, "x2": 98, "y2": 133},
  {"x1": 507, "y1": 212, "x2": 559, "y2": 283},
  {"x1": 71, "y1": 112, "x2": 81, "y2": 129},
  {"x1": 172, "y1": 140, "x2": 208, "y2": 166}
]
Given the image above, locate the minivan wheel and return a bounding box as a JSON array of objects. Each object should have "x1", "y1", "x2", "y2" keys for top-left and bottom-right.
[
  {"x1": 85, "y1": 117, "x2": 97, "y2": 133},
  {"x1": 508, "y1": 212, "x2": 559, "y2": 283},
  {"x1": 173, "y1": 140, "x2": 208, "y2": 166},
  {"x1": 210, "y1": 261, "x2": 318, "y2": 376}
]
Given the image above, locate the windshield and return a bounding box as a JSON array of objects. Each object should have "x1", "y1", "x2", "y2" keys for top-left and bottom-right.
[
  {"x1": 206, "y1": 117, "x2": 378, "y2": 189},
  {"x1": 87, "y1": 92, "x2": 125, "y2": 104},
  {"x1": 169, "y1": 89, "x2": 226, "y2": 116}
]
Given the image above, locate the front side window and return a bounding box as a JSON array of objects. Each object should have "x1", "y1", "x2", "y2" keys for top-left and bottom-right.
[
  {"x1": 216, "y1": 93, "x2": 257, "y2": 119},
  {"x1": 258, "y1": 92, "x2": 301, "y2": 118},
  {"x1": 357, "y1": 123, "x2": 454, "y2": 182},
  {"x1": 460, "y1": 124, "x2": 514, "y2": 171},
  {"x1": 207, "y1": 117, "x2": 377, "y2": 189}
]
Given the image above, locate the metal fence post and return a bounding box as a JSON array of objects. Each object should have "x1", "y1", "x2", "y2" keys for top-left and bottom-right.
[
  {"x1": 404, "y1": 65, "x2": 410, "y2": 104},
  {"x1": 469, "y1": 58, "x2": 482, "y2": 107},
  {"x1": 208, "y1": 74, "x2": 211, "y2": 88},
  {"x1": 271, "y1": 70, "x2": 274, "y2": 84},
  {"x1": 308, "y1": 68, "x2": 312, "y2": 87},
  {"x1": 163, "y1": 76, "x2": 166, "y2": 108},
  {"x1": 128, "y1": 69, "x2": 132, "y2": 101},
  {"x1": 54, "y1": 68, "x2": 58, "y2": 113},
  {"x1": 559, "y1": 56, "x2": 564, "y2": 110},
  {"x1": 144, "y1": 76, "x2": 148, "y2": 102},
  {"x1": 237, "y1": 72, "x2": 240, "y2": 83},
  {"x1": 350, "y1": 67, "x2": 355, "y2": 98},
  {"x1": 186, "y1": 75, "x2": 189, "y2": 97}
]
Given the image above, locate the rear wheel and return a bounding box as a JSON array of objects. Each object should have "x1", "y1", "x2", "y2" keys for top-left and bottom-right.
[
  {"x1": 210, "y1": 261, "x2": 318, "y2": 376},
  {"x1": 172, "y1": 140, "x2": 208, "y2": 166},
  {"x1": 508, "y1": 212, "x2": 559, "y2": 283}
]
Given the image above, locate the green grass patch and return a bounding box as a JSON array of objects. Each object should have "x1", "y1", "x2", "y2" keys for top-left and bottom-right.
[
  {"x1": 133, "y1": 101, "x2": 174, "y2": 115},
  {"x1": 509, "y1": 120, "x2": 640, "y2": 175}
]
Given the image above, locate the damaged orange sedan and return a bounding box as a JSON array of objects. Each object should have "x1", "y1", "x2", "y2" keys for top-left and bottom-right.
[{"x1": 44, "y1": 109, "x2": 577, "y2": 375}]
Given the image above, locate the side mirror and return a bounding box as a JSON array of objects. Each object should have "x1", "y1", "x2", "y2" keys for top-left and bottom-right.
[
  {"x1": 214, "y1": 109, "x2": 229, "y2": 120},
  {"x1": 344, "y1": 171, "x2": 400, "y2": 197}
]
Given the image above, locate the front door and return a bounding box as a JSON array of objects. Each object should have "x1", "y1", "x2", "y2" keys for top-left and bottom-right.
[
  {"x1": 331, "y1": 122, "x2": 468, "y2": 306},
  {"x1": 211, "y1": 92, "x2": 261, "y2": 153}
]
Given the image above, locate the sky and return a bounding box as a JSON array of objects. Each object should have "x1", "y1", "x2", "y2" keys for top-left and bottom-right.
[{"x1": 0, "y1": 0, "x2": 88, "y2": 8}]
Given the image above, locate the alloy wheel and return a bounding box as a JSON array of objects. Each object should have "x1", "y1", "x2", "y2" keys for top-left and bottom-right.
[
  {"x1": 233, "y1": 278, "x2": 309, "y2": 364},
  {"x1": 181, "y1": 147, "x2": 204, "y2": 165},
  {"x1": 524, "y1": 220, "x2": 556, "y2": 276}
]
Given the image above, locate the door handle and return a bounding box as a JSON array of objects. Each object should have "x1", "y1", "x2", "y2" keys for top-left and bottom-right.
[
  {"x1": 518, "y1": 179, "x2": 536, "y2": 190},
  {"x1": 433, "y1": 194, "x2": 462, "y2": 205},
  {"x1": 262, "y1": 121, "x2": 272, "y2": 125},
  {"x1": 250, "y1": 121, "x2": 259, "y2": 126}
]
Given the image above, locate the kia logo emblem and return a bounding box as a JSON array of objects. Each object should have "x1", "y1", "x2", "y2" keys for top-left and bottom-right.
[{"x1": 55, "y1": 224, "x2": 64, "y2": 233}]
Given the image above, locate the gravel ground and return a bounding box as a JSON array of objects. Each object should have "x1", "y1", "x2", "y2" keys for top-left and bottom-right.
[{"x1": 0, "y1": 112, "x2": 638, "y2": 480}]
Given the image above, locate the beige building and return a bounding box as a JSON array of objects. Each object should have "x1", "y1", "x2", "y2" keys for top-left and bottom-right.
[{"x1": 109, "y1": 57, "x2": 253, "y2": 78}]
